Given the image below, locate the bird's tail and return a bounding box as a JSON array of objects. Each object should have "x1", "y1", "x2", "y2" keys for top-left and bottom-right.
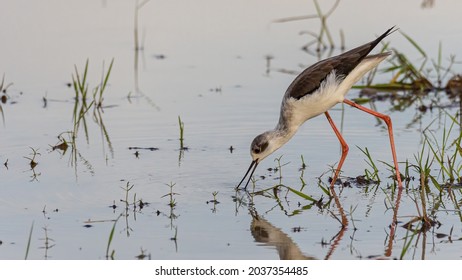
[{"x1": 338, "y1": 52, "x2": 391, "y2": 97}]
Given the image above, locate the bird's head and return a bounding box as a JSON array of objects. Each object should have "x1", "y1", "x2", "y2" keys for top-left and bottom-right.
[
  {"x1": 250, "y1": 131, "x2": 279, "y2": 163},
  {"x1": 236, "y1": 131, "x2": 286, "y2": 190}
]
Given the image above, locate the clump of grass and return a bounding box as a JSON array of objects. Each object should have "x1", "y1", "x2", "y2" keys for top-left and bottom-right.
[
  {"x1": 63, "y1": 59, "x2": 115, "y2": 176},
  {"x1": 357, "y1": 30, "x2": 459, "y2": 95},
  {"x1": 424, "y1": 112, "x2": 462, "y2": 187},
  {"x1": 71, "y1": 58, "x2": 114, "y2": 142},
  {"x1": 357, "y1": 146, "x2": 381, "y2": 184},
  {"x1": 72, "y1": 59, "x2": 92, "y2": 140},
  {"x1": 412, "y1": 137, "x2": 434, "y2": 189}
]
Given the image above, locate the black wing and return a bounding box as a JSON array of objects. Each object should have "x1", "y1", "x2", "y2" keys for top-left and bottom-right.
[{"x1": 287, "y1": 26, "x2": 395, "y2": 100}]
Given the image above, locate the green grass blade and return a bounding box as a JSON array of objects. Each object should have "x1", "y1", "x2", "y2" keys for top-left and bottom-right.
[
  {"x1": 400, "y1": 227, "x2": 416, "y2": 260},
  {"x1": 318, "y1": 183, "x2": 330, "y2": 196},
  {"x1": 101, "y1": 58, "x2": 114, "y2": 92},
  {"x1": 82, "y1": 59, "x2": 89, "y2": 93},
  {"x1": 98, "y1": 58, "x2": 114, "y2": 101},
  {"x1": 106, "y1": 214, "x2": 122, "y2": 259},
  {"x1": 285, "y1": 186, "x2": 317, "y2": 202},
  {"x1": 429, "y1": 174, "x2": 442, "y2": 192},
  {"x1": 399, "y1": 30, "x2": 427, "y2": 57}
]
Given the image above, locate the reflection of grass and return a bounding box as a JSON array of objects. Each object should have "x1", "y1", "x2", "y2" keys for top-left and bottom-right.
[
  {"x1": 273, "y1": 0, "x2": 342, "y2": 53},
  {"x1": 24, "y1": 221, "x2": 34, "y2": 260},
  {"x1": 134, "y1": 0, "x2": 150, "y2": 52},
  {"x1": 0, "y1": 74, "x2": 13, "y2": 125},
  {"x1": 24, "y1": 147, "x2": 40, "y2": 169}
]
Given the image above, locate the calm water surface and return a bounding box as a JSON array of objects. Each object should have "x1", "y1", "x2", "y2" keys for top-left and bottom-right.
[{"x1": 1, "y1": 0, "x2": 462, "y2": 259}]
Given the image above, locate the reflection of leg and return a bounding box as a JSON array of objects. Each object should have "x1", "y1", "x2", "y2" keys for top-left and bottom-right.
[
  {"x1": 324, "y1": 111, "x2": 349, "y2": 256},
  {"x1": 343, "y1": 99, "x2": 402, "y2": 188},
  {"x1": 325, "y1": 181, "x2": 348, "y2": 259},
  {"x1": 324, "y1": 222, "x2": 347, "y2": 260},
  {"x1": 384, "y1": 186, "x2": 403, "y2": 257},
  {"x1": 324, "y1": 111, "x2": 349, "y2": 187}
]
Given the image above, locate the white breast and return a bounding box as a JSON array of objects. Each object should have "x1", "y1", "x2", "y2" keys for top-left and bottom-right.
[{"x1": 283, "y1": 72, "x2": 344, "y2": 128}]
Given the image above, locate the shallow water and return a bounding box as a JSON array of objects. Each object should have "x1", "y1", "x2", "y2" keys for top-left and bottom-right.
[{"x1": 1, "y1": 0, "x2": 462, "y2": 259}]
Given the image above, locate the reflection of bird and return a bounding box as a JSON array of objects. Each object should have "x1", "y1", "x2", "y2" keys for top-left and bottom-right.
[
  {"x1": 251, "y1": 216, "x2": 314, "y2": 260},
  {"x1": 237, "y1": 27, "x2": 402, "y2": 189}
]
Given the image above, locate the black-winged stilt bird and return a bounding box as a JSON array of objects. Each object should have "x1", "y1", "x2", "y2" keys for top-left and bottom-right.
[{"x1": 237, "y1": 26, "x2": 402, "y2": 190}]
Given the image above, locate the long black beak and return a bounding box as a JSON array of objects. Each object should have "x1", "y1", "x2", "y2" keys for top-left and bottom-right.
[{"x1": 236, "y1": 159, "x2": 259, "y2": 190}]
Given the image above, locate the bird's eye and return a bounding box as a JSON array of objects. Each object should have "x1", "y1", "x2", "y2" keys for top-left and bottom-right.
[{"x1": 252, "y1": 141, "x2": 268, "y2": 154}]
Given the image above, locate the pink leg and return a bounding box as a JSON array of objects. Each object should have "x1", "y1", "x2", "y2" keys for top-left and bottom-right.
[
  {"x1": 325, "y1": 111, "x2": 349, "y2": 186},
  {"x1": 325, "y1": 111, "x2": 349, "y2": 230},
  {"x1": 343, "y1": 99, "x2": 403, "y2": 188}
]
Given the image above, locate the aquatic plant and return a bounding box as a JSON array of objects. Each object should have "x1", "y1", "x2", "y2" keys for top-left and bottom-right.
[{"x1": 71, "y1": 58, "x2": 114, "y2": 140}]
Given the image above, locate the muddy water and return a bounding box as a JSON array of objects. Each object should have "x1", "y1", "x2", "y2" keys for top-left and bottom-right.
[{"x1": 1, "y1": 0, "x2": 462, "y2": 259}]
